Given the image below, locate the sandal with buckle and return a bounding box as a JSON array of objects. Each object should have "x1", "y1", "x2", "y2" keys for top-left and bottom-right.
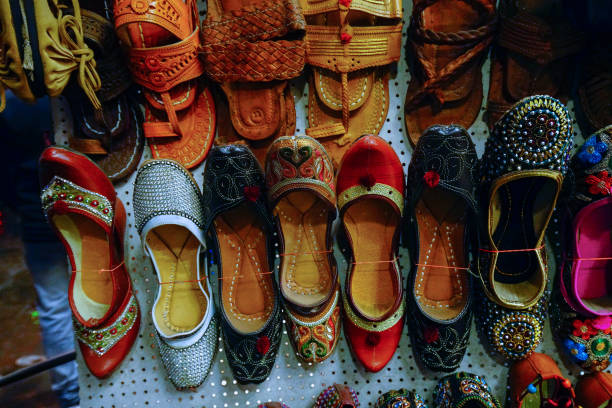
[
  {"x1": 39, "y1": 146, "x2": 140, "y2": 378},
  {"x1": 65, "y1": 1, "x2": 143, "y2": 183},
  {"x1": 485, "y1": 0, "x2": 585, "y2": 127},
  {"x1": 299, "y1": 0, "x2": 403, "y2": 167},
  {"x1": 113, "y1": 0, "x2": 216, "y2": 169},
  {"x1": 404, "y1": 0, "x2": 497, "y2": 146},
  {"x1": 201, "y1": 0, "x2": 306, "y2": 165},
  {"x1": 265, "y1": 135, "x2": 341, "y2": 364}
]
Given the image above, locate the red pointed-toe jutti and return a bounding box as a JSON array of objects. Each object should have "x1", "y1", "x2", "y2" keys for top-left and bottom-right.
[
  {"x1": 39, "y1": 147, "x2": 140, "y2": 378},
  {"x1": 336, "y1": 135, "x2": 405, "y2": 372}
]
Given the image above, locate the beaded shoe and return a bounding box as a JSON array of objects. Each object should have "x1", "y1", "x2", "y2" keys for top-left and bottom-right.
[
  {"x1": 204, "y1": 144, "x2": 282, "y2": 384},
  {"x1": 315, "y1": 384, "x2": 359, "y2": 408},
  {"x1": 39, "y1": 146, "x2": 140, "y2": 378},
  {"x1": 265, "y1": 135, "x2": 341, "y2": 364},
  {"x1": 375, "y1": 389, "x2": 428, "y2": 408},
  {"x1": 405, "y1": 125, "x2": 477, "y2": 372},
  {"x1": 434, "y1": 372, "x2": 502, "y2": 408},
  {"x1": 133, "y1": 159, "x2": 218, "y2": 390}
]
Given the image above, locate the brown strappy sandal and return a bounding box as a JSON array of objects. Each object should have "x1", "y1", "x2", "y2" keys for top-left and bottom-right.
[{"x1": 404, "y1": 0, "x2": 497, "y2": 147}]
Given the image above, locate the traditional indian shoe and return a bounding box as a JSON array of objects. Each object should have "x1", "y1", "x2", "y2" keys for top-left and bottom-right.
[
  {"x1": 434, "y1": 372, "x2": 502, "y2": 408},
  {"x1": 113, "y1": 0, "x2": 216, "y2": 169},
  {"x1": 478, "y1": 95, "x2": 573, "y2": 310},
  {"x1": 485, "y1": 0, "x2": 585, "y2": 127},
  {"x1": 575, "y1": 372, "x2": 612, "y2": 408},
  {"x1": 376, "y1": 389, "x2": 428, "y2": 408},
  {"x1": 204, "y1": 144, "x2": 282, "y2": 384},
  {"x1": 299, "y1": 0, "x2": 403, "y2": 167},
  {"x1": 201, "y1": 0, "x2": 305, "y2": 165},
  {"x1": 556, "y1": 127, "x2": 612, "y2": 317},
  {"x1": 39, "y1": 146, "x2": 140, "y2": 378},
  {"x1": 337, "y1": 135, "x2": 405, "y2": 372},
  {"x1": 64, "y1": 1, "x2": 143, "y2": 183},
  {"x1": 265, "y1": 136, "x2": 341, "y2": 364},
  {"x1": 404, "y1": 0, "x2": 497, "y2": 146},
  {"x1": 315, "y1": 384, "x2": 359, "y2": 408},
  {"x1": 133, "y1": 159, "x2": 217, "y2": 390},
  {"x1": 405, "y1": 125, "x2": 477, "y2": 372},
  {"x1": 509, "y1": 352, "x2": 575, "y2": 408}
]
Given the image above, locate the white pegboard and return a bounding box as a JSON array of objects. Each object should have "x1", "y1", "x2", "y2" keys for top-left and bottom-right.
[{"x1": 49, "y1": 1, "x2": 608, "y2": 406}]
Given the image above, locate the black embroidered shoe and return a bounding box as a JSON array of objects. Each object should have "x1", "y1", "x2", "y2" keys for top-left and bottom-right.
[
  {"x1": 434, "y1": 372, "x2": 502, "y2": 408},
  {"x1": 203, "y1": 144, "x2": 282, "y2": 384},
  {"x1": 405, "y1": 125, "x2": 477, "y2": 372}
]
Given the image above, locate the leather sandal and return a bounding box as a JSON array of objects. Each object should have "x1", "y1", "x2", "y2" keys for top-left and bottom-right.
[
  {"x1": 113, "y1": 0, "x2": 216, "y2": 169},
  {"x1": 265, "y1": 135, "x2": 341, "y2": 364},
  {"x1": 0, "y1": 0, "x2": 102, "y2": 111},
  {"x1": 204, "y1": 144, "x2": 282, "y2": 384},
  {"x1": 405, "y1": 125, "x2": 478, "y2": 372},
  {"x1": 65, "y1": 3, "x2": 143, "y2": 183},
  {"x1": 509, "y1": 352, "x2": 575, "y2": 408},
  {"x1": 300, "y1": 0, "x2": 403, "y2": 167},
  {"x1": 39, "y1": 147, "x2": 140, "y2": 378},
  {"x1": 337, "y1": 135, "x2": 405, "y2": 372},
  {"x1": 485, "y1": 0, "x2": 585, "y2": 127},
  {"x1": 575, "y1": 372, "x2": 612, "y2": 408},
  {"x1": 404, "y1": 0, "x2": 496, "y2": 147},
  {"x1": 201, "y1": 0, "x2": 306, "y2": 165}
]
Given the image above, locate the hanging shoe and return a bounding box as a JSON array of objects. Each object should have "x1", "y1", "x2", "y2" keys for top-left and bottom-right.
[
  {"x1": 315, "y1": 384, "x2": 359, "y2": 408},
  {"x1": 204, "y1": 144, "x2": 282, "y2": 384},
  {"x1": 39, "y1": 146, "x2": 140, "y2": 378},
  {"x1": 265, "y1": 135, "x2": 341, "y2": 364},
  {"x1": 405, "y1": 125, "x2": 477, "y2": 372},
  {"x1": 337, "y1": 134, "x2": 405, "y2": 372},
  {"x1": 376, "y1": 389, "x2": 428, "y2": 408},
  {"x1": 434, "y1": 372, "x2": 502, "y2": 408},
  {"x1": 133, "y1": 159, "x2": 218, "y2": 390}
]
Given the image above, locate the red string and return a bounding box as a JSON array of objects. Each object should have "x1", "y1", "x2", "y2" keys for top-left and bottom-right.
[
  {"x1": 479, "y1": 244, "x2": 545, "y2": 253},
  {"x1": 565, "y1": 256, "x2": 612, "y2": 261},
  {"x1": 72, "y1": 260, "x2": 125, "y2": 275}
]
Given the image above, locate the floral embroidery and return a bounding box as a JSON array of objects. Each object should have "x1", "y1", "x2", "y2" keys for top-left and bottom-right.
[
  {"x1": 375, "y1": 389, "x2": 428, "y2": 408},
  {"x1": 562, "y1": 317, "x2": 612, "y2": 371},
  {"x1": 563, "y1": 338, "x2": 588, "y2": 362},
  {"x1": 585, "y1": 171, "x2": 612, "y2": 195},
  {"x1": 572, "y1": 319, "x2": 598, "y2": 340},
  {"x1": 256, "y1": 335, "x2": 270, "y2": 356},
  {"x1": 338, "y1": 0, "x2": 351, "y2": 7},
  {"x1": 577, "y1": 135, "x2": 608, "y2": 166},
  {"x1": 74, "y1": 295, "x2": 138, "y2": 356},
  {"x1": 340, "y1": 32, "x2": 352, "y2": 44},
  {"x1": 423, "y1": 170, "x2": 440, "y2": 188},
  {"x1": 244, "y1": 185, "x2": 261, "y2": 202},
  {"x1": 592, "y1": 316, "x2": 612, "y2": 332},
  {"x1": 424, "y1": 326, "x2": 440, "y2": 343}
]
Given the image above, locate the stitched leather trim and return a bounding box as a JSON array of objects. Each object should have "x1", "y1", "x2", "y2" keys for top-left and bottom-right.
[
  {"x1": 299, "y1": 0, "x2": 401, "y2": 18},
  {"x1": 113, "y1": 0, "x2": 195, "y2": 40},
  {"x1": 343, "y1": 290, "x2": 404, "y2": 332},
  {"x1": 338, "y1": 182, "x2": 403, "y2": 215},
  {"x1": 286, "y1": 289, "x2": 339, "y2": 327}
]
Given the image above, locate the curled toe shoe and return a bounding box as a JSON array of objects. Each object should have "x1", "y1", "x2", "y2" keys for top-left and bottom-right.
[
  {"x1": 39, "y1": 146, "x2": 140, "y2": 378},
  {"x1": 133, "y1": 159, "x2": 218, "y2": 389}
]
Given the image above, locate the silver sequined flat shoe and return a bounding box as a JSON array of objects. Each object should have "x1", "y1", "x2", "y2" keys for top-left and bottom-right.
[{"x1": 133, "y1": 159, "x2": 217, "y2": 390}]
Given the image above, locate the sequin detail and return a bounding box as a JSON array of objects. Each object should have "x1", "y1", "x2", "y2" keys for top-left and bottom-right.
[
  {"x1": 343, "y1": 286, "x2": 405, "y2": 332},
  {"x1": 41, "y1": 176, "x2": 113, "y2": 226},
  {"x1": 338, "y1": 183, "x2": 404, "y2": 214}
]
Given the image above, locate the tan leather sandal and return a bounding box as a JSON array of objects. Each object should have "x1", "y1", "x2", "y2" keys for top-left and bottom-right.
[
  {"x1": 114, "y1": 0, "x2": 216, "y2": 169},
  {"x1": 201, "y1": 0, "x2": 306, "y2": 166},
  {"x1": 300, "y1": 0, "x2": 402, "y2": 167}
]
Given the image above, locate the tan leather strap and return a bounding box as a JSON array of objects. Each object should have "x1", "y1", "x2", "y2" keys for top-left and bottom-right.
[
  {"x1": 69, "y1": 137, "x2": 108, "y2": 155},
  {"x1": 498, "y1": 11, "x2": 585, "y2": 64},
  {"x1": 299, "y1": 0, "x2": 402, "y2": 18},
  {"x1": 405, "y1": 0, "x2": 496, "y2": 110},
  {"x1": 113, "y1": 0, "x2": 197, "y2": 40},
  {"x1": 126, "y1": 28, "x2": 204, "y2": 94},
  {"x1": 58, "y1": 0, "x2": 102, "y2": 110}
]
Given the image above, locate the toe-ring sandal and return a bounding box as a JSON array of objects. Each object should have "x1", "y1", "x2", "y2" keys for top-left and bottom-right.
[
  {"x1": 201, "y1": 0, "x2": 306, "y2": 166},
  {"x1": 299, "y1": 0, "x2": 403, "y2": 167},
  {"x1": 404, "y1": 0, "x2": 497, "y2": 147},
  {"x1": 113, "y1": 0, "x2": 216, "y2": 169},
  {"x1": 65, "y1": 4, "x2": 143, "y2": 183},
  {"x1": 485, "y1": 0, "x2": 585, "y2": 127}
]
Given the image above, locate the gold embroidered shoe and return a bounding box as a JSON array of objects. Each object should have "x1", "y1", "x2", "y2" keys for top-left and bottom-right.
[
  {"x1": 265, "y1": 135, "x2": 341, "y2": 364},
  {"x1": 39, "y1": 147, "x2": 140, "y2": 378}
]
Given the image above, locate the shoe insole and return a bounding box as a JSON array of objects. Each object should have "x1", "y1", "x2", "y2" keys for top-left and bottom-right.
[
  {"x1": 491, "y1": 177, "x2": 554, "y2": 283},
  {"x1": 276, "y1": 191, "x2": 332, "y2": 308},
  {"x1": 576, "y1": 202, "x2": 612, "y2": 313},
  {"x1": 147, "y1": 225, "x2": 206, "y2": 337},
  {"x1": 53, "y1": 213, "x2": 111, "y2": 321},
  {"x1": 216, "y1": 204, "x2": 274, "y2": 334},
  {"x1": 520, "y1": 379, "x2": 573, "y2": 408},
  {"x1": 414, "y1": 189, "x2": 468, "y2": 321},
  {"x1": 344, "y1": 199, "x2": 399, "y2": 320}
]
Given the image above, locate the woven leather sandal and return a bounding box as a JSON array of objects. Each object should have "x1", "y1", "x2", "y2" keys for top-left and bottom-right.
[
  {"x1": 65, "y1": 4, "x2": 143, "y2": 183},
  {"x1": 404, "y1": 0, "x2": 496, "y2": 147},
  {"x1": 113, "y1": 0, "x2": 216, "y2": 169},
  {"x1": 485, "y1": 0, "x2": 585, "y2": 128},
  {"x1": 201, "y1": 0, "x2": 306, "y2": 165},
  {"x1": 300, "y1": 0, "x2": 403, "y2": 167}
]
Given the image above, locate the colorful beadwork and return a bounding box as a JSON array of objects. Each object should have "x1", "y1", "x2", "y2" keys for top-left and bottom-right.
[
  {"x1": 74, "y1": 294, "x2": 138, "y2": 356},
  {"x1": 561, "y1": 317, "x2": 612, "y2": 371},
  {"x1": 375, "y1": 388, "x2": 428, "y2": 408},
  {"x1": 41, "y1": 176, "x2": 114, "y2": 225},
  {"x1": 315, "y1": 384, "x2": 359, "y2": 408},
  {"x1": 434, "y1": 372, "x2": 502, "y2": 408}
]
